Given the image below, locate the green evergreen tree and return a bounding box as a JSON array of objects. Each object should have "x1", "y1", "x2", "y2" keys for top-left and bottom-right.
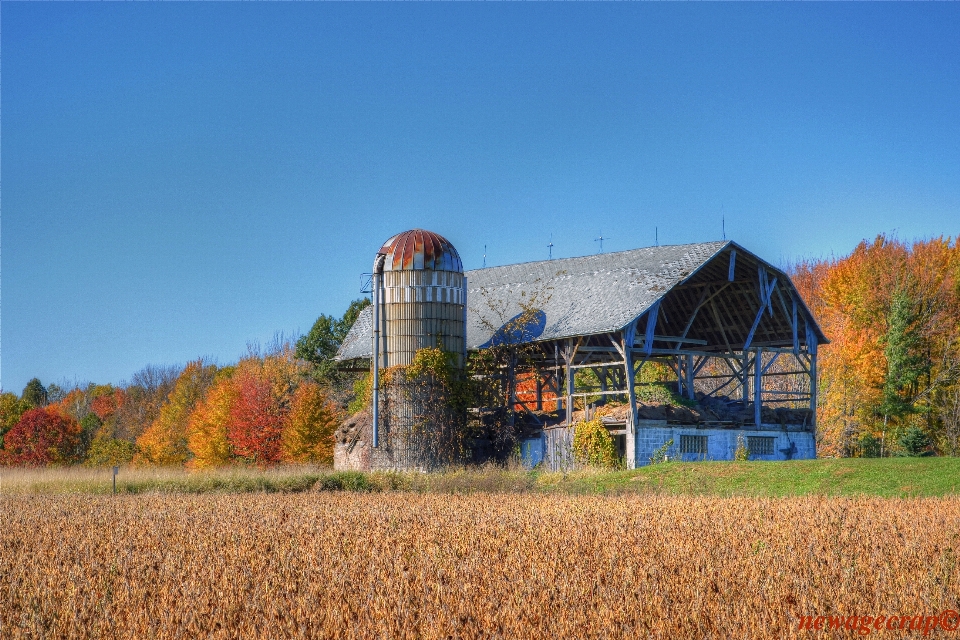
[
  {"x1": 79, "y1": 413, "x2": 103, "y2": 455},
  {"x1": 859, "y1": 432, "x2": 882, "y2": 458},
  {"x1": 898, "y1": 426, "x2": 933, "y2": 457},
  {"x1": 21, "y1": 378, "x2": 48, "y2": 408},
  {"x1": 878, "y1": 288, "x2": 929, "y2": 421}
]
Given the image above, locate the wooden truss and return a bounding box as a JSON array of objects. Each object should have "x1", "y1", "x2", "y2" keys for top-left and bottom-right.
[{"x1": 502, "y1": 246, "x2": 821, "y2": 469}]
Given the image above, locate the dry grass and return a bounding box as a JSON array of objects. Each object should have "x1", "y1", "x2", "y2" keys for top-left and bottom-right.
[{"x1": 3, "y1": 492, "x2": 959, "y2": 639}]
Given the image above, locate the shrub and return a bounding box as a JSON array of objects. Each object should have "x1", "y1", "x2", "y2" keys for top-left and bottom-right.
[
  {"x1": 649, "y1": 438, "x2": 674, "y2": 465},
  {"x1": 734, "y1": 433, "x2": 750, "y2": 461},
  {"x1": 572, "y1": 418, "x2": 618, "y2": 468},
  {"x1": 859, "y1": 432, "x2": 882, "y2": 458}
]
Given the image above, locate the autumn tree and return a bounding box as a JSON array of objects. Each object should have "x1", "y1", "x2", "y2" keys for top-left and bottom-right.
[
  {"x1": 135, "y1": 360, "x2": 217, "y2": 466},
  {"x1": 1, "y1": 407, "x2": 82, "y2": 466},
  {"x1": 0, "y1": 392, "x2": 29, "y2": 448},
  {"x1": 225, "y1": 347, "x2": 309, "y2": 465},
  {"x1": 187, "y1": 372, "x2": 238, "y2": 469},
  {"x1": 113, "y1": 364, "x2": 180, "y2": 442},
  {"x1": 282, "y1": 381, "x2": 339, "y2": 464}
]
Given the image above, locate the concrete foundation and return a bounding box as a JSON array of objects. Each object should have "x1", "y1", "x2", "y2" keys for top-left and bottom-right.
[{"x1": 529, "y1": 420, "x2": 816, "y2": 469}]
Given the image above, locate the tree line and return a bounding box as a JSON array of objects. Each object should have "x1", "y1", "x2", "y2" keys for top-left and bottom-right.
[
  {"x1": 793, "y1": 235, "x2": 960, "y2": 457},
  {"x1": 0, "y1": 300, "x2": 370, "y2": 467}
]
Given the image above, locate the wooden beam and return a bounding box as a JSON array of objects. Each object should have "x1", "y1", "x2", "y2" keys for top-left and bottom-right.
[
  {"x1": 754, "y1": 348, "x2": 763, "y2": 426},
  {"x1": 623, "y1": 321, "x2": 639, "y2": 469}
]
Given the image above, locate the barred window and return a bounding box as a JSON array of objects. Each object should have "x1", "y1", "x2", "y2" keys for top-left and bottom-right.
[
  {"x1": 680, "y1": 435, "x2": 708, "y2": 455},
  {"x1": 748, "y1": 436, "x2": 775, "y2": 456}
]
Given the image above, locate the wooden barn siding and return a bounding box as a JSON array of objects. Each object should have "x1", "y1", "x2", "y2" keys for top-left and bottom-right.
[{"x1": 544, "y1": 426, "x2": 580, "y2": 472}]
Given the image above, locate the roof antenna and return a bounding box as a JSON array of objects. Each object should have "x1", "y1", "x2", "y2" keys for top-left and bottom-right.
[
  {"x1": 655, "y1": 227, "x2": 658, "y2": 247},
  {"x1": 483, "y1": 244, "x2": 487, "y2": 268},
  {"x1": 547, "y1": 233, "x2": 554, "y2": 260},
  {"x1": 722, "y1": 205, "x2": 726, "y2": 240},
  {"x1": 594, "y1": 230, "x2": 606, "y2": 254}
]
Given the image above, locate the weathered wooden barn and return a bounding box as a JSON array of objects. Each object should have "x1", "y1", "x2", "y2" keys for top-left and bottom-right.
[{"x1": 336, "y1": 237, "x2": 827, "y2": 469}]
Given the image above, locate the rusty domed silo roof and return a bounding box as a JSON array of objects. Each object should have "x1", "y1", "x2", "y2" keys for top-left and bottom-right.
[{"x1": 377, "y1": 229, "x2": 463, "y2": 272}]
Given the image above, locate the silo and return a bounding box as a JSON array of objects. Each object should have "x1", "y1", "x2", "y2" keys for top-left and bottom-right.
[{"x1": 370, "y1": 229, "x2": 466, "y2": 469}]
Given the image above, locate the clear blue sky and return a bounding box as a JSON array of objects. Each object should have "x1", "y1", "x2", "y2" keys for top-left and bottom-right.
[{"x1": 2, "y1": 3, "x2": 959, "y2": 393}]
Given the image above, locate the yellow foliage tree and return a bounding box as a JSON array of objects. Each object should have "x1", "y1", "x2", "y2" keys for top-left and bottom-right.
[
  {"x1": 282, "y1": 381, "x2": 339, "y2": 464},
  {"x1": 187, "y1": 373, "x2": 238, "y2": 470},
  {"x1": 135, "y1": 360, "x2": 217, "y2": 466}
]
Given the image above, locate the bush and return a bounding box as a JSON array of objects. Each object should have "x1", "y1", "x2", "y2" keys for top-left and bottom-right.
[
  {"x1": 649, "y1": 438, "x2": 674, "y2": 465},
  {"x1": 572, "y1": 419, "x2": 618, "y2": 468},
  {"x1": 734, "y1": 433, "x2": 750, "y2": 461}
]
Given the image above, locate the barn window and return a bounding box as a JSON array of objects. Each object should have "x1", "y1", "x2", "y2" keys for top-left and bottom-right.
[
  {"x1": 679, "y1": 435, "x2": 708, "y2": 455},
  {"x1": 748, "y1": 436, "x2": 775, "y2": 456}
]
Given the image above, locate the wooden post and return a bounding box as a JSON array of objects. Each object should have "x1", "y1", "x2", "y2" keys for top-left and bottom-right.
[
  {"x1": 599, "y1": 366, "x2": 608, "y2": 405},
  {"x1": 754, "y1": 348, "x2": 763, "y2": 427},
  {"x1": 535, "y1": 369, "x2": 543, "y2": 412},
  {"x1": 555, "y1": 343, "x2": 562, "y2": 412},
  {"x1": 685, "y1": 353, "x2": 695, "y2": 401},
  {"x1": 676, "y1": 354, "x2": 684, "y2": 397},
  {"x1": 809, "y1": 349, "x2": 818, "y2": 428},
  {"x1": 565, "y1": 338, "x2": 574, "y2": 427},
  {"x1": 741, "y1": 351, "x2": 750, "y2": 403},
  {"x1": 624, "y1": 329, "x2": 638, "y2": 469},
  {"x1": 112, "y1": 466, "x2": 118, "y2": 495}
]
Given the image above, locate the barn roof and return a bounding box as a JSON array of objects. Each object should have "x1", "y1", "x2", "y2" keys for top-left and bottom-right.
[{"x1": 336, "y1": 240, "x2": 827, "y2": 361}]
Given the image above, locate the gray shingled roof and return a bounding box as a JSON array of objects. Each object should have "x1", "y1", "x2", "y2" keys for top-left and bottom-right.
[{"x1": 337, "y1": 241, "x2": 732, "y2": 360}]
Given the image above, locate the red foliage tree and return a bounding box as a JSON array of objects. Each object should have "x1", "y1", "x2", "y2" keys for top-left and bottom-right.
[
  {"x1": 2, "y1": 407, "x2": 82, "y2": 466},
  {"x1": 91, "y1": 389, "x2": 125, "y2": 421},
  {"x1": 227, "y1": 372, "x2": 287, "y2": 464}
]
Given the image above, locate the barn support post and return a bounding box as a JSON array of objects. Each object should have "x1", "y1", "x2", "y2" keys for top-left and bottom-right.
[
  {"x1": 535, "y1": 370, "x2": 543, "y2": 411},
  {"x1": 685, "y1": 353, "x2": 695, "y2": 401},
  {"x1": 805, "y1": 321, "x2": 820, "y2": 433},
  {"x1": 623, "y1": 321, "x2": 639, "y2": 469},
  {"x1": 676, "y1": 355, "x2": 684, "y2": 397},
  {"x1": 809, "y1": 350, "x2": 818, "y2": 430},
  {"x1": 554, "y1": 343, "x2": 563, "y2": 412},
  {"x1": 599, "y1": 366, "x2": 608, "y2": 405},
  {"x1": 565, "y1": 338, "x2": 575, "y2": 427},
  {"x1": 754, "y1": 347, "x2": 763, "y2": 427},
  {"x1": 741, "y1": 351, "x2": 750, "y2": 403}
]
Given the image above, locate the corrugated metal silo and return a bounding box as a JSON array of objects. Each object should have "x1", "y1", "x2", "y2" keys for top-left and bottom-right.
[{"x1": 374, "y1": 229, "x2": 466, "y2": 368}]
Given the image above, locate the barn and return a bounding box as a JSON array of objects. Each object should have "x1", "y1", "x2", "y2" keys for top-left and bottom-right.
[{"x1": 336, "y1": 231, "x2": 827, "y2": 470}]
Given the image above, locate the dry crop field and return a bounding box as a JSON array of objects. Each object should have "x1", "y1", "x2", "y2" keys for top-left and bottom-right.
[{"x1": 3, "y1": 493, "x2": 959, "y2": 639}]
